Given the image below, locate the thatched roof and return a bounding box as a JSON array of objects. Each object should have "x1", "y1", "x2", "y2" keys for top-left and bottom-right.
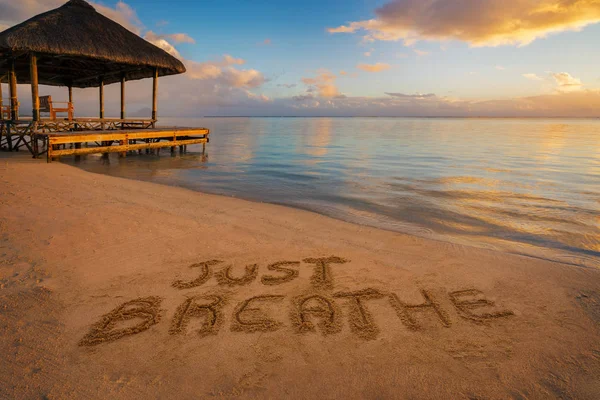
[{"x1": 0, "y1": 0, "x2": 186, "y2": 88}]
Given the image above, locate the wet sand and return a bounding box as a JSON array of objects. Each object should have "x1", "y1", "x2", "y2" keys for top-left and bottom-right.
[{"x1": 1, "y1": 154, "x2": 599, "y2": 399}]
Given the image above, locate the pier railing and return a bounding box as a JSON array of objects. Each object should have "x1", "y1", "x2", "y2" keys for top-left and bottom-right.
[{"x1": 0, "y1": 118, "x2": 209, "y2": 161}]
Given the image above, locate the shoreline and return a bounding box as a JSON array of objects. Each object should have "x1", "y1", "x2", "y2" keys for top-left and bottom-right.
[
  {"x1": 66, "y1": 152, "x2": 599, "y2": 270},
  {"x1": 1, "y1": 153, "x2": 599, "y2": 399}
]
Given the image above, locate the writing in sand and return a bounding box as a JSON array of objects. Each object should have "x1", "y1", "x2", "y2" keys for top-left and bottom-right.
[{"x1": 80, "y1": 256, "x2": 515, "y2": 346}]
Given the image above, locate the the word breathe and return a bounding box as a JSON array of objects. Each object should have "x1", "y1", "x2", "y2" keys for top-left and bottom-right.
[{"x1": 80, "y1": 257, "x2": 515, "y2": 346}]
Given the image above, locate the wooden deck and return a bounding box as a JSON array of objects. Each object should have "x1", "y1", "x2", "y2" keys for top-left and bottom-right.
[
  {"x1": 1, "y1": 118, "x2": 158, "y2": 154},
  {"x1": 1, "y1": 118, "x2": 213, "y2": 161},
  {"x1": 38, "y1": 127, "x2": 209, "y2": 162}
]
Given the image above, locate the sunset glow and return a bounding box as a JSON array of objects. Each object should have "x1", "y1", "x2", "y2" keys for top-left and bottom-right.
[{"x1": 1, "y1": 0, "x2": 600, "y2": 116}]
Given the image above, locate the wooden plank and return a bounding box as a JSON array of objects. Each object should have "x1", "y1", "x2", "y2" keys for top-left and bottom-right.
[
  {"x1": 58, "y1": 126, "x2": 209, "y2": 135},
  {"x1": 49, "y1": 137, "x2": 208, "y2": 157},
  {"x1": 47, "y1": 129, "x2": 209, "y2": 144},
  {"x1": 43, "y1": 127, "x2": 209, "y2": 136}
]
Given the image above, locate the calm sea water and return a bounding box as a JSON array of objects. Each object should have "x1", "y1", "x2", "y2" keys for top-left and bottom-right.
[{"x1": 66, "y1": 117, "x2": 600, "y2": 268}]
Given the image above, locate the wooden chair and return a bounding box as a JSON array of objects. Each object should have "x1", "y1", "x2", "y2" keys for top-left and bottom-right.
[{"x1": 40, "y1": 95, "x2": 73, "y2": 120}]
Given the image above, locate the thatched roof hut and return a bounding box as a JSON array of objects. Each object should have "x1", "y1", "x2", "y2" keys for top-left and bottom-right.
[{"x1": 0, "y1": 0, "x2": 185, "y2": 88}]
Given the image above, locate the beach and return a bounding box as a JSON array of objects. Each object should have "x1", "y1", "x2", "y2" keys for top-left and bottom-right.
[{"x1": 1, "y1": 153, "x2": 599, "y2": 399}]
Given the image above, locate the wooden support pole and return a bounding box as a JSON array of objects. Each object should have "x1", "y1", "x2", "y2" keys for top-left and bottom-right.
[
  {"x1": 99, "y1": 77, "x2": 104, "y2": 119},
  {"x1": 9, "y1": 59, "x2": 18, "y2": 121},
  {"x1": 68, "y1": 85, "x2": 73, "y2": 103},
  {"x1": 120, "y1": 74, "x2": 126, "y2": 120},
  {"x1": 151, "y1": 68, "x2": 158, "y2": 121},
  {"x1": 30, "y1": 54, "x2": 40, "y2": 121},
  {"x1": 0, "y1": 75, "x2": 3, "y2": 116}
]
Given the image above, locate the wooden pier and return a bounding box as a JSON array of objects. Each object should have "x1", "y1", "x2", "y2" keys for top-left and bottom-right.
[{"x1": 41, "y1": 127, "x2": 209, "y2": 162}]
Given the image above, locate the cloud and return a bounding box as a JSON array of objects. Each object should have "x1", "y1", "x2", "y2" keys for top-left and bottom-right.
[
  {"x1": 18, "y1": 81, "x2": 600, "y2": 117},
  {"x1": 495, "y1": 65, "x2": 506, "y2": 70},
  {"x1": 144, "y1": 31, "x2": 182, "y2": 58},
  {"x1": 263, "y1": 38, "x2": 272, "y2": 45},
  {"x1": 357, "y1": 63, "x2": 391, "y2": 72},
  {"x1": 276, "y1": 89, "x2": 600, "y2": 117},
  {"x1": 327, "y1": 0, "x2": 600, "y2": 47},
  {"x1": 93, "y1": 0, "x2": 142, "y2": 34},
  {"x1": 364, "y1": 51, "x2": 372, "y2": 57},
  {"x1": 0, "y1": 0, "x2": 143, "y2": 34},
  {"x1": 163, "y1": 33, "x2": 195, "y2": 44},
  {"x1": 551, "y1": 72, "x2": 582, "y2": 91},
  {"x1": 413, "y1": 49, "x2": 429, "y2": 56},
  {"x1": 339, "y1": 70, "x2": 358, "y2": 78},
  {"x1": 186, "y1": 55, "x2": 264, "y2": 88},
  {"x1": 523, "y1": 73, "x2": 543, "y2": 81},
  {"x1": 277, "y1": 83, "x2": 297, "y2": 88},
  {"x1": 301, "y1": 70, "x2": 342, "y2": 98},
  {"x1": 221, "y1": 55, "x2": 246, "y2": 66},
  {"x1": 385, "y1": 92, "x2": 436, "y2": 99},
  {"x1": 292, "y1": 94, "x2": 315, "y2": 101}
]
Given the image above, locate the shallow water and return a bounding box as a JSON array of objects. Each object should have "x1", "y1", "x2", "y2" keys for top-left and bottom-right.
[{"x1": 66, "y1": 117, "x2": 600, "y2": 268}]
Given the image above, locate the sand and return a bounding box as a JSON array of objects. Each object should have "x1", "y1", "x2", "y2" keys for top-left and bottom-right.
[{"x1": 0, "y1": 153, "x2": 599, "y2": 399}]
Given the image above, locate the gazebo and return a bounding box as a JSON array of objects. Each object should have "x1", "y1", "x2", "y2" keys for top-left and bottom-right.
[{"x1": 0, "y1": 0, "x2": 209, "y2": 160}]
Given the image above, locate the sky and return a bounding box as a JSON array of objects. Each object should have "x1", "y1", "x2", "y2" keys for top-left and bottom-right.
[{"x1": 1, "y1": 0, "x2": 600, "y2": 117}]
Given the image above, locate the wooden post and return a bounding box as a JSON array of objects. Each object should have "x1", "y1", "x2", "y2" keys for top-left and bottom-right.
[
  {"x1": 0, "y1": 75, "x2": 3, "y2": 118},
  {"x1": 68, "y1": 85, "x2": 74, "y2": 122},
  {"x1": 151, "y1": 68, "x2": 158, "y2": 122},
  {"x1": 30, "y1": 54, "x2": 40, "y2": 121},
  {"x1": 99, "y1": 77, "x2": 104, "y2": 119},
  {"x1": 120, "y1": 74, "x2": 126, "y2": 120},
  {"x1": 98, "y1": 77, "x2": 105, "y2": 131},
  {"x1": 9, "y1": 59, "x2": 18, "y2": 121}
]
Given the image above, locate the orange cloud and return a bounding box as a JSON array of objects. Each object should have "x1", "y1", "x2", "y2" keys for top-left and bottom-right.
[
  {"x1": 357, "y1": 63, "x2": 391, "y2": 72},
  {"x1": 187, "y1": 55, "x2": 264, "y2": 88},
  {"x1": 301, "y1": 71, "x2": 342, "y2": 98},
  {"x1": 163, "y1": 33, "x2": 195, "y2": 44},
  {"x1": 328, "y1": 0, "x2": 600, "y2": 47},
  {"x1": 144, "y1": 32, "x2": 182, "y2": 58},
  {"x1": 523, "y1": 73, "x2": 543, "y2": 81},
  {"x1": 552, "y1": 72, "x2": 582, "y2": 91}
]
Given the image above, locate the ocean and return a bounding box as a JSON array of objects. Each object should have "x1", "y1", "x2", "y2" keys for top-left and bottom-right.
[{"x1": 66, "y1": 117, "x2": 600, "y2": 268}]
